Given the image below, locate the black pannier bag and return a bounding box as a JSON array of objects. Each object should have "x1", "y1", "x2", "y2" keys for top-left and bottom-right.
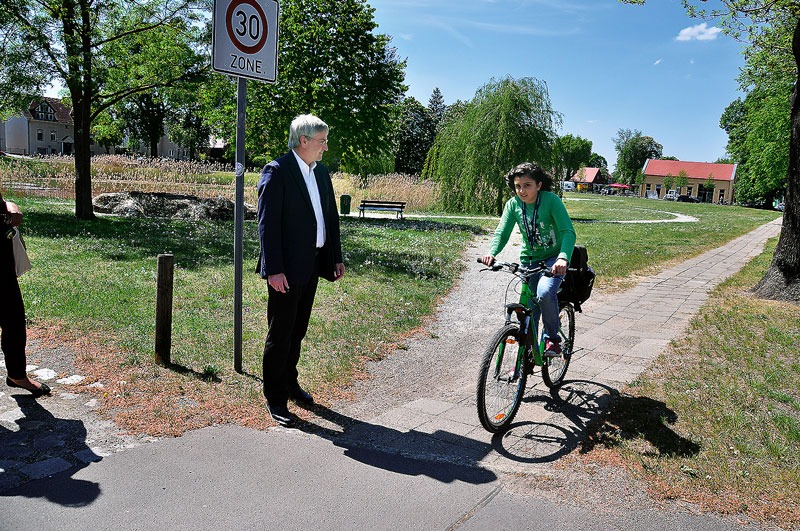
[{"x1": 558, "y1": 244, "x2": 595, "y2": 312}]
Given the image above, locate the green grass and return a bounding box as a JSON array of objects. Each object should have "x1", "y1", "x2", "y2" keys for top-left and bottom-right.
[
  {"x1": 580, "y1": 236, "x2": 800, "y2": 528},
  {"x1": 12, "y1": 195, "x2": 486, "y2": 391},
  {"x1": 8, "y1": 192, "x2": 781, "y2": 387}
]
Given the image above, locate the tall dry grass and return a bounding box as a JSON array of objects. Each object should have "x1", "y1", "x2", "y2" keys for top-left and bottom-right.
[
  {"x1": 1, "y1": 156, "x2": 444, "y2": 213},
  {"x1": 331, "y1": 172, "x2": 440, "y2": 212}
]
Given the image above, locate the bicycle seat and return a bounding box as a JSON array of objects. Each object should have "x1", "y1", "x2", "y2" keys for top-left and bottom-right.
[{"x1": 504, "y1": 303, "x2": 531, "y2": 316}]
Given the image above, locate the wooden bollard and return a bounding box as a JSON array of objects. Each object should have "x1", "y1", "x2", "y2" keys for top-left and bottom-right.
[{"x1": 155, "y1": 253, "x2": 174, "y2": 365}]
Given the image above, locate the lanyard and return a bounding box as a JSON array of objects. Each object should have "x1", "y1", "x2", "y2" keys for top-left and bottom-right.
[{"x1": 521, "y1": 194, "x2": 541, "y2": 251}]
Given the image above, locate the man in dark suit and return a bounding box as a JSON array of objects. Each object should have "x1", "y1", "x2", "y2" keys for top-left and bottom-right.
[{"x1": 257, "y1": 114, "x2": 344, "y2": 427}]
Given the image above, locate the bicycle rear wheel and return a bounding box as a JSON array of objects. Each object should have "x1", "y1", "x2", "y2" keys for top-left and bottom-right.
[
  {"x1": 476, "y1": 324, "x2": 528, "y2": 433},
  {"x1": 542, "y1": 302, "x2": 575, "y2": 388}
]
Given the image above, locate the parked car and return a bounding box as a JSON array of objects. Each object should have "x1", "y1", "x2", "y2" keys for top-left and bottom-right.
[
  {"x1": 561, "y1": 181, "x2": 576, "y2": 192},
  {"x1": 663, "y1": 190, "x2": 678, "y2": 201},
  {"x1": 677, "y1": 195, "x2": 698, "y2": 203}
]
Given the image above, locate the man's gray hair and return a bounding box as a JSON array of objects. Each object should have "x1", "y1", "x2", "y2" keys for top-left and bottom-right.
[{"x1": 288, "y1": 114, "x2": 329, "y2": 149}]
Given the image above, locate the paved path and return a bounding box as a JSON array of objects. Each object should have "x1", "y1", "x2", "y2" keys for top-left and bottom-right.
[
  {"x1": 0, "y1": 217, "x2": 784, "y2": 530},
  {"x1": 322, "y1": 217, "x2": 783, "y2": 475}
]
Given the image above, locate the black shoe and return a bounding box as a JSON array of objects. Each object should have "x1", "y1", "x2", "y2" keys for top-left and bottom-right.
[
  {"x1": 6, "y1": 377, "x2": 51, "y2": 398},
  {"x1": 267, "y1": 404, "x2": 295, "y2": 427},
  {"x1": 288, "y1": 385, "x2": 313, "y2": 404}
]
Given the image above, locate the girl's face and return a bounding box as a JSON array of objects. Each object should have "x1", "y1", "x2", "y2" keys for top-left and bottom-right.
[{"x1": 514, "y1": 175, "x2": 542, "y2": 204}]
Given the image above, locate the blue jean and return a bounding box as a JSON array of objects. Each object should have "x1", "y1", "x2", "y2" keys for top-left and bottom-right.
[{"x1": 522, "y1": 255, "x2": 564, "y2": 345}]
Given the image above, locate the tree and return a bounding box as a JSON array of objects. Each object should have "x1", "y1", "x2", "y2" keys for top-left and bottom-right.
[
  {"x1": 660, "y1": 155, "x2": 679, "y2": 160},
  {"x1": 167, "y1": 78, "x2": 214, "y2": 161},
  {"x1": 91, "y1": 110, "x2": 124, "y2": 154},
  {"x1": 722, "y1": 85, "x2": 790, "y2": 205},
  {"x1": 428, "y1": 87, "x2": 447, "y2": 129},
  {"x1": 394, "y1": 97, "x2": 436, "y2": 175},
  {"x1": 202, "y1": 0, "x2": 406, "y2": 173},
  {"x1": 121, "y1": 92, "x2": 168, "y2": 157},
  {"x1": 589, "y1": 152, "x2": 608, "y2": 169},
  {"x1": 623, "y1": 0, "x2": 800, "y2": 302},
  {"x1": 675, "y1": 170, "x2": 689, "y2": 193},
  {"x1": 0, "y1": 0, "x2": 207, "y2": 219},
  {"x1": 663, "y1": 172, "x2": 675, "y2": 192},
  {"x1": 613, "y1": 128, "x2": 663, "y2": 185},
  {"x1": 552, "y1": 134, "x2": 593, "y2": 182},
  {"x1": 422, "y1": 76, "x2": 561, "y2": 215}
]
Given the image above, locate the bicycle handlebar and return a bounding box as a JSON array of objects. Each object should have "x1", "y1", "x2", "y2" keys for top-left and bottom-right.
[{"x1": 475, "y1": 258, "x2": 578, "y2": 277}]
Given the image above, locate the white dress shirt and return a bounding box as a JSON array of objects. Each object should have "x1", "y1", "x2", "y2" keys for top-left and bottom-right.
[{"x1": 292, "y1": 150, "x2": 326, "y2": 248}]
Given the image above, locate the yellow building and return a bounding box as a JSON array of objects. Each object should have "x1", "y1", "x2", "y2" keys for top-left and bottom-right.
[{"x1": 639, "y1": 159, "x2": 737, "y2": 203}]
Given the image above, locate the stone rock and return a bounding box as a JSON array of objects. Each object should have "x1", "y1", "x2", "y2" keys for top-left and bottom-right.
[{"x1": 92, "y1": 191, "x2": 257, "y2": 221}]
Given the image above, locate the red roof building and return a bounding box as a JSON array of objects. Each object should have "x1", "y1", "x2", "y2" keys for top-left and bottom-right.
[
  {"x1": 571, "y1": 167, "x2": 606, "y2": 185},
  {"x1": 640, "y1": 159, "x2": 737, "y2": 203}
]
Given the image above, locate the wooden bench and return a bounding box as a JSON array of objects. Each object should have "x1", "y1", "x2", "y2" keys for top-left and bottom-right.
[{"x1": 358, "y1": 200, "x2": 406, "y2": 219}]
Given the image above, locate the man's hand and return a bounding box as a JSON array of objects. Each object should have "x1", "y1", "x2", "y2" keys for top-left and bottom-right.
[
  {"x1": 552, "y1": 257, "x2": 568, "y2": 276},
  {"x1": 480, "y1": 255, "x2": 496, "y2": 267},
  {"x1": 334, "y1": 262, "x2": 345, "y2": 281},
  {"x1": 268, "y1": 273, "x2": 290, "y2": 293},
  {"x1": 5, "y1": 201, "x2": 23, "y2": 227}
]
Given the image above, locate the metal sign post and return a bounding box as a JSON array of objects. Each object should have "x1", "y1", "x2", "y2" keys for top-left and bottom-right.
[{"x1": 212, "y1": 0, "x2": 279, "y2": 372}]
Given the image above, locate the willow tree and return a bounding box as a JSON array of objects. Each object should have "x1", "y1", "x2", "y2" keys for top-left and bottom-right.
[
  {"x1": 423, "y1": 76, "x2": 561, "y2": 215},
  {"x1": 623, "y1": 0, "x2": 800, "y2": 301}
]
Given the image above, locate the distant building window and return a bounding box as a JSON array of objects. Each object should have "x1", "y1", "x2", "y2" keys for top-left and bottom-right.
[
  {"x1": 37, "y1": 147, "x2": 47, "y2": 155},
  {"x1": 37, "y1": 129, "x2": 43, "y2": 141},
  {"x1": 35, "y1": 102, "x2": 55, "y2": 121},
  {"x1": 687, "y1": 185, "x2": 693, "y2": 196},
  {"x1": 50, "y1": 131, "x2": 57, "y2": 141},
  {"x1": 645, "y1": 184, "x2": 651, "y2": 191}
]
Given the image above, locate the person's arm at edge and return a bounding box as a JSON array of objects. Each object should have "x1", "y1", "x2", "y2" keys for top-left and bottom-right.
[
  {"x1": 323, "y1": 166, "x2": 345, "y2": 280},
  {"x1": 550, "y1": 193, "x2": 575, "y2": 274},
  {"x1": 258, "y1": 161, "x2": 289, "y2": 292},
  {"x1": 482, "y1": 198, "x2": 514, "y2": 266}
]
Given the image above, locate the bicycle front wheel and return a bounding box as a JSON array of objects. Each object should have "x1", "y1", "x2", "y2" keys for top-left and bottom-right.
[
  {"x1": 476, "y1": 324, "x2": 528, "y2": 433},
  {"x1": 542, "y1": 302, "x2": 575, "y2": 388}
]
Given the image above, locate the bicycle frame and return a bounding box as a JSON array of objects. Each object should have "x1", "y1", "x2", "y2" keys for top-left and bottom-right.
[{"x1": 501, "y1": 270, "x2": 566, "y2": 379}]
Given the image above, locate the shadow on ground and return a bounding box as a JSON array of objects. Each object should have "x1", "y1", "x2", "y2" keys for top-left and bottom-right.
[
  {"x1": 297, "y1": 404, "x2": 498, "y2": 485},
  {"x1": 577, "y1": 392, "x2": 701, "y2": 457},
  {"x1": 0, "y1": 394, "x2": 101, "y2": 506}
]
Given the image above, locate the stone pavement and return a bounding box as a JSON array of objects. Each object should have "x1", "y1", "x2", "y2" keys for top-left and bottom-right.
[{"x1": 319, "y1": 217, "x2": 784, "y2": 474}]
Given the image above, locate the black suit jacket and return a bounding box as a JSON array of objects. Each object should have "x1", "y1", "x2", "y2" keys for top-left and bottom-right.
[{"x1": 257, "y1": 151, "x2": 343, "y2": 285}]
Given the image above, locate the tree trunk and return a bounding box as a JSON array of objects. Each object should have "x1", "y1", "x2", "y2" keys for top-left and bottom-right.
[
  {"x1": 752, "y1": 17, "x2": 800, "y2": 301},
  {"x1": 71, "y1": 88, "x2": 95, "y2": 220}
]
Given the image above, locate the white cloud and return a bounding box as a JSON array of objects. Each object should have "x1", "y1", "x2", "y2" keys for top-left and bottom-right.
[
  {"x1": 399, "y1": 33, "x2": 414, "y2": 40},
  {"x1": 654, "y1": 58, "x2": 662, "y2": 66},
  {"x1": 676, "y1": 23, "x2": 722, "y2": 41},
  {"x1": 689, "y1": 58, "x2": 695, "y2": 64}
]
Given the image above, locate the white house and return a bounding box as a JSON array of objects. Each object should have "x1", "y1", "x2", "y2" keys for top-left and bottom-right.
[{"x1": 0, "y1": 97, "x2": 99, "y2": 156}]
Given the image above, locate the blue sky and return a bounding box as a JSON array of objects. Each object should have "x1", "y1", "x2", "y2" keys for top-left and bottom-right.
[{"x1": 367, "y1": 0, "x2": 745, "y2": 171}]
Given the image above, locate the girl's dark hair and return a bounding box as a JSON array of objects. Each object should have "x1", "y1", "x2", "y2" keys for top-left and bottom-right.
[{"x1": 504, "y1": 162, "x2": 553, "y2": 193}]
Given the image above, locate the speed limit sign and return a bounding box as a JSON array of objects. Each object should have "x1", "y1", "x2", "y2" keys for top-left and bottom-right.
[{"x1": 212, "y1": 0, "x2": 279, "y2": 82}]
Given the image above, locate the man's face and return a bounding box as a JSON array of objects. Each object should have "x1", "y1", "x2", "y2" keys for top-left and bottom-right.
[{"x1": 300, "y1": 131, "x2": 328, "y2": 163}]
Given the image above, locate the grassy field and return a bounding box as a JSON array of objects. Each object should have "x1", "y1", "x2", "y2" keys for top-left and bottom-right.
[{"x1": 577, "y1": 237, "x2": 800, "y2": 530}]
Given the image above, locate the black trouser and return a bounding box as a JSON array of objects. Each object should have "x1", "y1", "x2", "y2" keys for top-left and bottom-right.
[
  {"x1": 262, "y1": 255, "x2": 320, "y2": 407},
  {"x1": 0, "y1": 238, "x2": 27, "y2": 380}
]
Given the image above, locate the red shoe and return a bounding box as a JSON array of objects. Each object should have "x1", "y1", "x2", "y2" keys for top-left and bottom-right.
[{"x1": 544, "y1": 340, "x2": 562, "y2": 358}]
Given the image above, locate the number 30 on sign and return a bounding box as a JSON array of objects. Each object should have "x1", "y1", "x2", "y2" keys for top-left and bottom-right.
[{"x1": 212, "y1": 0, "x2": 279, "y2": 83}]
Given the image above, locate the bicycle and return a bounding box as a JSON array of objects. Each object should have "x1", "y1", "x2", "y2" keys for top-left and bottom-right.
[{"x1": 475, "y1": 259, "x2": 576, "y2": 433}]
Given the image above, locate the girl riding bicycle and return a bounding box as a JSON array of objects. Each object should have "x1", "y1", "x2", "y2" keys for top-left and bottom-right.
[{"x1": 480, "y1": 162, "x2": 576, "y2": 357}]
